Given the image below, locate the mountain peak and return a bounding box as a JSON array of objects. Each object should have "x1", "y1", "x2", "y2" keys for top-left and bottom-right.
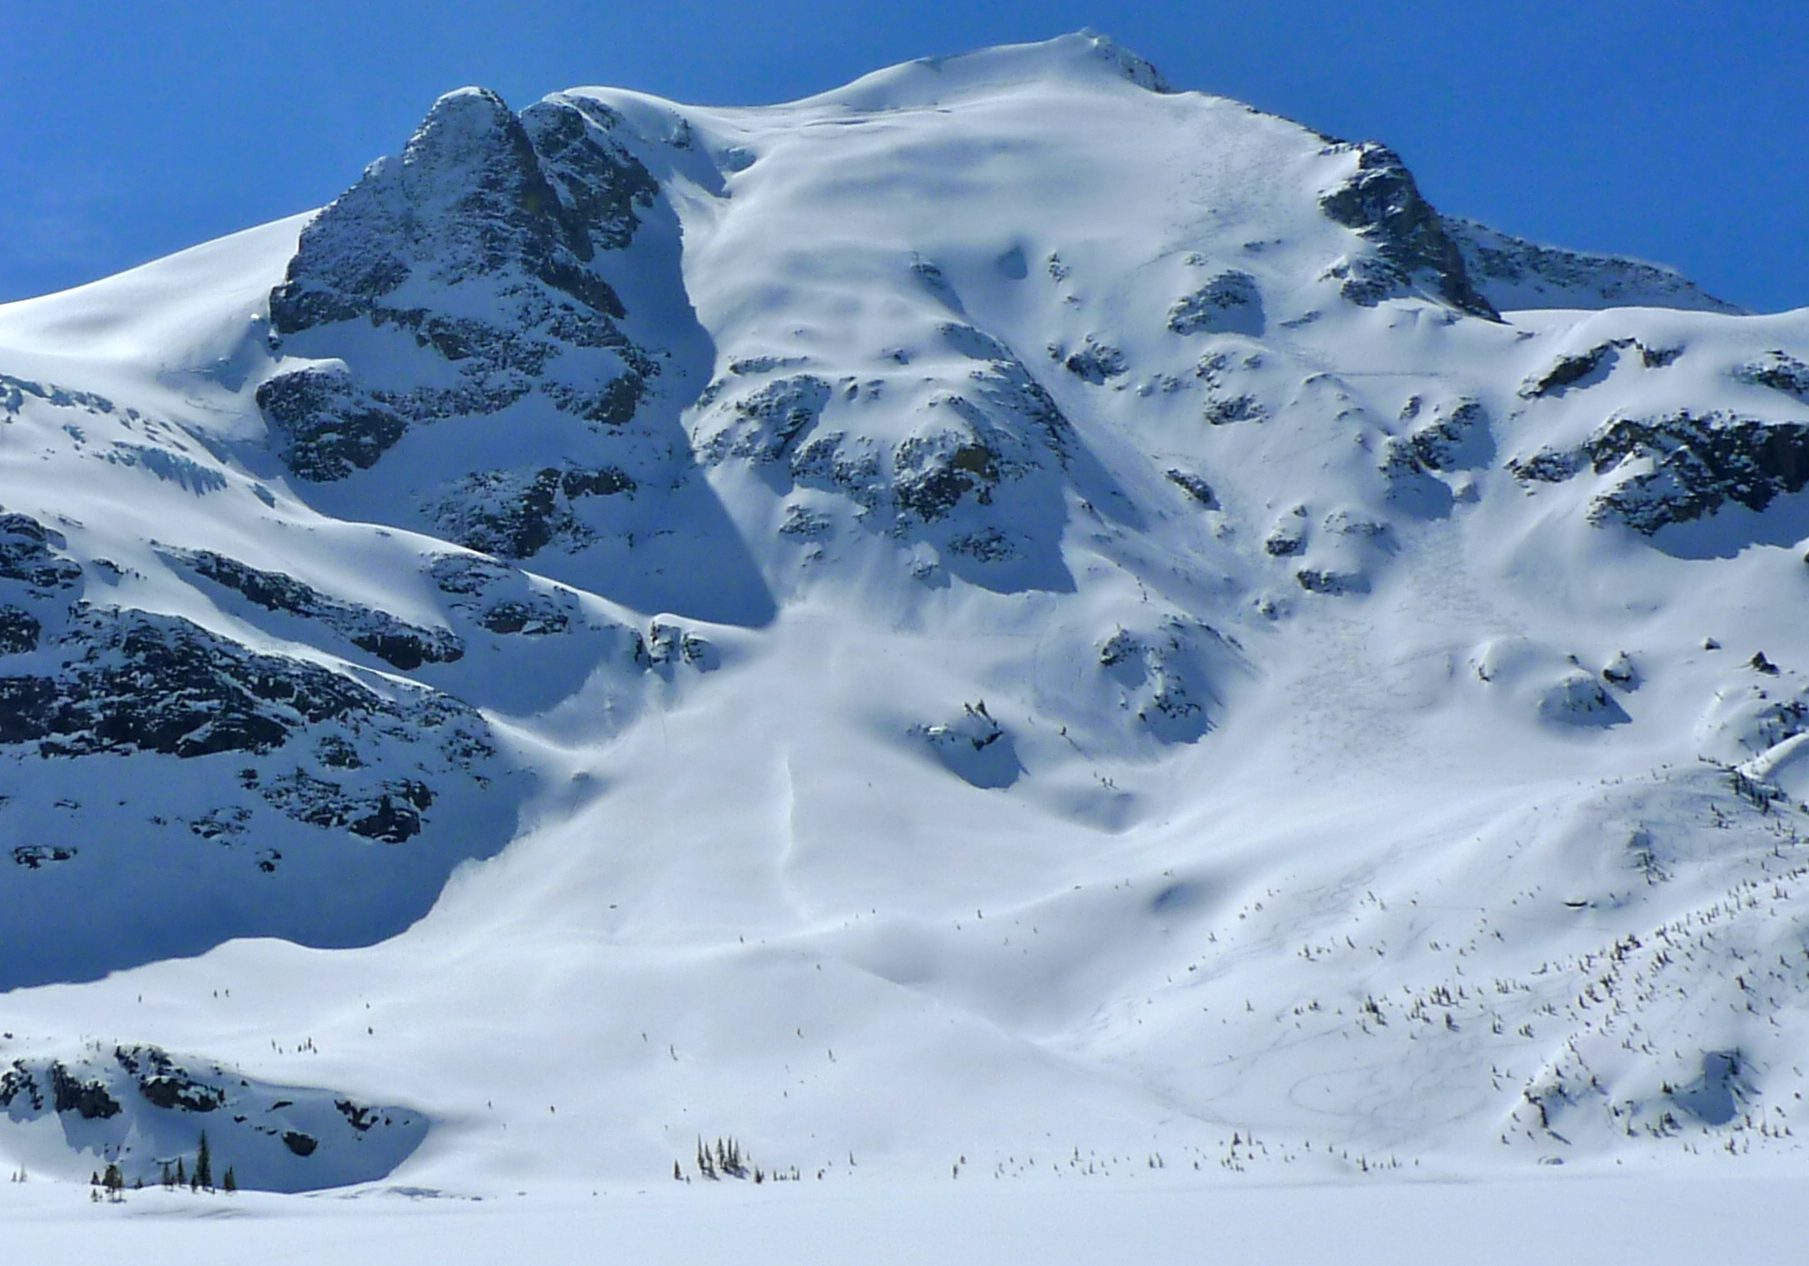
[
  {"x1": 1, "y1": 32, "x2": 1806, "y2": 1207},
  {"x1": 418, "y1": 84, "x2": 514, "y2": 126},
  {"x1": 796, "y1": 31, "x2": 1171, "y2": 111}
]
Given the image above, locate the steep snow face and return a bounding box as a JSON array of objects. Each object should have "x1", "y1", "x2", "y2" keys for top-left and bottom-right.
[{"x1": 0, "y1": 32, "x2": 1807, "y2": 1197}]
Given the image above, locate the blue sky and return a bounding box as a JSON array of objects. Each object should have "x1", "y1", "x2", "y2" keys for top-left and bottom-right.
[{"x1": 1, "y1": 1, "x2": 1800, "y2": 310}]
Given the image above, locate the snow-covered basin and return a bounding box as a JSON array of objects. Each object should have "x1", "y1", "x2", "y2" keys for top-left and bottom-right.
[{"x1": 0, "y1": 1171, "x2": 1795, "y2": 1264}]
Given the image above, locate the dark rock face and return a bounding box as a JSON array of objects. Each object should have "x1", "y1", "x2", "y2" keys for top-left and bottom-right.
[
  {"x1": 271, "y1": 89, "x2": 627, "y2": 335},
  {"x1": 697, "y1": 374, "x2": 832, "y2": 465},
  {"x1": 1506, "y1": 448, "x2": 1586, "y2": 485},
  {"x1": 350, "y1": 632, "x2": 445, "y2": 672},
  {"x1": 0, "y1": 518, "x2": 502, "y2": 852},
  {"x1": 1381, "y1": 398, "x2": 1492, "y2": 509},
  {"x1": 1295, "y1": 566, "x2": 1368, "y2": 596},
  {"x1": 1264, "y1": 508, "x2": 1308, "y2": 557},
  {"x1": 913, "y1": 700, "x2": 1021, "y2": 789},
  {"x1": 1164, "y1": 468, "x2": 1218, "y2": 508},
  {"x1": 1524, "y1": 345, "x2": 1619, "y2": 398},
  {"x1": 1167, "y1": 271, "x2": 1264, "y2": 337},
  {"x1": 0, "y1": 608, "x2": 377, "y2": 757},
  {"x1": 1585, "y1": 413, "x2": 1809, "y2": 532},
  {"x1": 427, "y1": 553, "x2": 511, "y2": 597},
  {"x1": 0, "y1": 605, "x2": 41, "y2": 653},
  {"x1": 116, "y1": 1046, "x2": 207, "y2": 1101},
  {"x1": 336, "y1": 1099, "x2": 379, "y2": 1132},
  {"x1": 740, "y1": 328, "x2": 1078, "y2": 585},
  {"x1": 1058, "y1": 337, "x2": 1128, "y2": 383},
  {"x1": 1195, "y1": 351, "x2": 1266, "y2": 426},
  {"x1": 640, "y1": 620, "x2": 713, "y2": 670},
  {"x1": 428, "y1": 464, "x2": 635, "y2": 559},
  {"x1": 1404, "y1": 398, "x2": 1489, "y2": 471},
  {"x1": 1204, "y1": 393, "x2": 1263, "y2": 426},
  {"x1": 478, "y1": 600, "x2": 569, "y2": 635},
  {"x1": 1095, "y1": 619, "x2": 1232, "y2": 744},
  {"x1": 0, "y1": 513, "x2": 82, "y2": 591},
  {"x1": 778, "y1": 504, "x2": 833, "y2": 539},
  {"x1": 0, "y1": 1062, "x2": 45, "y2": 1112},
  {"x1": 260, "y1": 771, "x2": 435, "y2": 844},
  {"x1": 49, "y1": 1062, "x2": 122, "y2": 1119},
  {"x1": 895, "y1": 439, "x2": 1001, "y2": 522},
  {"x1": 1735, "y1": 351, "x2": 1809, "y2": 404},
  {"x1": 522, "y1": 94, "x2": 660, "y2": 254},
  {"x1": 1519, "y1": 339, "x2": 1677, "y2": 399},
  {"x1": 428, "y1": 553, "x2": 575, "y2": 637},
  {"x1": 0, "y1": 1044, "x2": 423, "y2": 1190},
  {"x1": 1318, "y1": 143, "x2": 1497, "y2": 320},
  {"x1": 261, "y1": 88, "x2": 660, "y2": 484},
  {"x1": 1512, "y1": 412, "x2": 1809, "y2": 534},
  {"x1": 349, "y1": 793, "x2": 425, "y2": 843},
  {"x1": 0, "y1": 1045, "x2": 433, "y2": 1191},
  {"x1": 256, "y1": 366, "x2": 407, "y2": 482},
  {"x1": 115, "y1": 1046, "x2": 203, "y2": 1099},
  {"x1": 12, "y1": 844, "x2": 76, "y2": 868},
  {"x1": 171, "y1": 547, "x2": 464, "y2": 670},
  {"x1": 0, "y1": 512, "x2": 512, "y2": 986}
]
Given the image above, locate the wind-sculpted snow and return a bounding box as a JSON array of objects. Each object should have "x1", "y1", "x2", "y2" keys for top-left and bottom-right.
[{"x1": 4, "y1": 31, "x2": 1809, "y2": 1201}]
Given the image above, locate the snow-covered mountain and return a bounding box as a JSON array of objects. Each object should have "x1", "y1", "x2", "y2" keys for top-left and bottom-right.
[{"x1": 2, "y1": 32, "x2": 1807, "y2": 1197}]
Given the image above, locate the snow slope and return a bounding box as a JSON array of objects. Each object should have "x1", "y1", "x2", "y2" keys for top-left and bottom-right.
[{"x1": 1, "y1": 32, "x2": 1807, "y2": 1215}]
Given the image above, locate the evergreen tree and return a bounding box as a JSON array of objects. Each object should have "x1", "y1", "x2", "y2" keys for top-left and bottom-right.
[
  {"x1": 222, "y1": 1167, "x2": 237, "y2": 1194},
  {"x1": 175, "y1": 1157, "x2": 186, "y2": 1188},
  {"x1": 195, "y1": 1130, "x2": 213, "y2": 1190}
]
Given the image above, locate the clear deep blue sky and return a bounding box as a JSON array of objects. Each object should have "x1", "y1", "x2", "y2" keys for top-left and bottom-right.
[{"x1": 1, "y1": 1, "x2": 1801, "y2": 310}]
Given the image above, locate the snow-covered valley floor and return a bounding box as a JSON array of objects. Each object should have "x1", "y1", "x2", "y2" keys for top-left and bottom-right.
[{"x1": 3, "y1": 1171, "x2": 1801, "y2": 1264}]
